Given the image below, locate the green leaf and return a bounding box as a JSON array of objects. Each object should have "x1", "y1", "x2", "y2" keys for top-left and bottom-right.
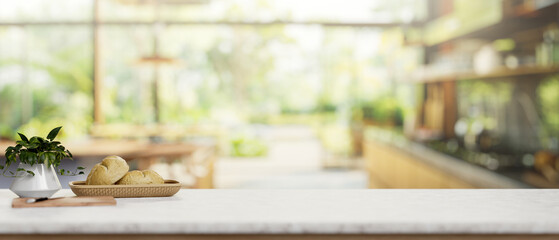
[
  {"x1": 5, "y1": 146, "x2": 15, "y2": 153},
  {"x1": 47, "y1": 126, "x2": 62, "y2": 141},
  {"x1": 16, "y1": 168, "x2": 25, "y2": 172},
  {"x1": 19, "y1": 151, "x2": 28, "y2": 163},
  {"x1": 5, "y1": 154, "x2": 13, "y2": 165},
  {"x1": 26, "y1": 171, "x2": 35, "y2": 176},
  {"x1": 5, "y1": 147, "x2": 16, "y2": 161},
  {"x1": 37, "y1": 152, "x2": 45, "y2": 164},
  {"x1": 17, "y1": 133, "x2": 29, "y2": 143},
  {"x1": 51, "y1": 142, "x2": 62, "y2": 151},
  {"x1": 0, "y1": 165, "x2": 4, "y2": 170},
  {"x1": 77, "y1": 166, "x2": 85, "y2": 170}
]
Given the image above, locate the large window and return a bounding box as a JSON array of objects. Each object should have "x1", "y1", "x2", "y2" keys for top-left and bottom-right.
[
  {"x1": 0, "y1": 0, "x2": 426, "y2": 139},
  {"x1": 0, "y1": 25, "x2": 92, "y2": 138}
]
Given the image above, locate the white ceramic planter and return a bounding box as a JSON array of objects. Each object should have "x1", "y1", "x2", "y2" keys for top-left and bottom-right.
[{"x1": 9, "y1": 163, "x2": 61, "y2": 198}]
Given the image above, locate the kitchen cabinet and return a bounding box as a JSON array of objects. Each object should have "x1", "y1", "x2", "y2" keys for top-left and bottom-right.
[{"x1": 365, "y1": 139, "x2": 475, "y2": 188}]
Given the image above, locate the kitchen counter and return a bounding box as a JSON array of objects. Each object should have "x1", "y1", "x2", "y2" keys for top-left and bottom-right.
[
  {"x1": 364, "y1": 127, "x2": 529, "y2": 188},
  {"x1": 1, "y1": 189, "x2": 559, "y2": 239}
]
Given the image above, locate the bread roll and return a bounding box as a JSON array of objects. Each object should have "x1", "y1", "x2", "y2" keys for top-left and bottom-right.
[
  {"x1": 116, "y1": 170, "x2": 164, "y2": 185},
  {"x1": 86, "y1": 155, "x2": 129, "y2": 185}
]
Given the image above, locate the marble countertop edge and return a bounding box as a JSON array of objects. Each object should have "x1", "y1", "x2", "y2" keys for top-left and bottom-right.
[
  {"x1": 2, "y1": 222, "x2": 559, "y2": 235},
  {"x1": 3, "y1": 189, "x2": 559, "y2": 235}
]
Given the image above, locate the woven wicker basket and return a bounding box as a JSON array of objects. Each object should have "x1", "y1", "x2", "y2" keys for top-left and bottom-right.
[{"x1": 69, "y1": 180, "x2": 181, "y2": 198}]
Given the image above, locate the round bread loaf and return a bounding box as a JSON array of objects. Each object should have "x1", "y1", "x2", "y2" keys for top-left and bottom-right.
[
  {"x1": 116, "y1": 170, "x2": 165, "y2": 185},
  {"x1": 86, "y1": 155, "x2": 129, "y2": 185}
]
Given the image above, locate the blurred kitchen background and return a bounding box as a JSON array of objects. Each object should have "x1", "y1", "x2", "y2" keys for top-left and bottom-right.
[{"x1": 0, "y1": 0, "x2": 558, "y2": 189}]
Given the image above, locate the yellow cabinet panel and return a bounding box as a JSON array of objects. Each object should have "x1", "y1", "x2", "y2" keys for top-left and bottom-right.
[{"x1": 364, "y1": 140, "x2": 477, "y2": 189}]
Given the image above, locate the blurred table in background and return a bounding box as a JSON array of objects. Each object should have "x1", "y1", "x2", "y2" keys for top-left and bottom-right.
[{"x1": 0, "y1": 139, "x2": 217, "y2": 189}]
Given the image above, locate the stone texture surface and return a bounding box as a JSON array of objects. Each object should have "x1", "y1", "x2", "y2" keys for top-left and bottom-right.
[{"x1": 1, "y1": 189, "x2": 558, "y2": 234}]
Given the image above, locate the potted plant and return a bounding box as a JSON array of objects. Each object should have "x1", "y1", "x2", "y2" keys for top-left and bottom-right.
[{"x1": 2, "y1": 126, "x2": 84, "y2": 198}]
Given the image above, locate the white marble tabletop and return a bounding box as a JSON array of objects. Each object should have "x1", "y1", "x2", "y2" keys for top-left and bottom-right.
[{"x1": 1, "y1": 189, "x2": 558, "y2": 235}]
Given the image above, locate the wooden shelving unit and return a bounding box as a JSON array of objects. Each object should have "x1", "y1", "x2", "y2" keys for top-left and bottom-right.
[
  {"x1": 415, "y1": 1, "x2": 559, "y2": 188},
  {"x1": 362, "y1": 1, "x2": 559, "y2": 189},
  {"x1": 414, "y1": 1, "x2": 559, "y2": 139}
]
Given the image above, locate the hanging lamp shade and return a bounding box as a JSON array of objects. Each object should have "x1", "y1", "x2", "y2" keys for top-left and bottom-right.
[
  {"x1": 115, "y1": 0, "x2": 210, "y2": 6},
  {"x1": 136, "y1": 55, "x2": 182, "y2": 66}
]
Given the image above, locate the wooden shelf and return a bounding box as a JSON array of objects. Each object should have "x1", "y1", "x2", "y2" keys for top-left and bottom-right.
[
  {"x1": 424, "y1": 3, "x2": 558, "y2": 49},
  {"x1": 414, "y1": 65, "x2": 559, "y2": 83}
]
